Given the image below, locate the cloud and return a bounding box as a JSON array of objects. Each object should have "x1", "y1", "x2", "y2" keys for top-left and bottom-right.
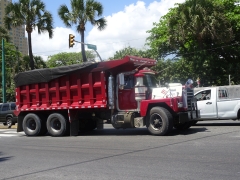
[
  {"x1": 31, "y1": 0, "x2": 185, "y2": 61},
  {"x1": 86, "y1": 0, "x2": 185, "y2": 60},
  {"x1": 31, "y1": 27, "x2": 81, "y2": 60}
]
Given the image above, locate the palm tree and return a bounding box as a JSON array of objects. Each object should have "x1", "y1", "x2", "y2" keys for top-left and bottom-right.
[
  {"x1": 0, "y1": 26, "x2": 11, "y2": 42},
  {"x1": 4, "y1": 0, "x2": 54, "y2": 70},
  {"x1": 20, "y1": 55, "x2": 47, "y2": 71},
  {"x1": 58, "y1": 0, "x2": 107, "y2": 62}
]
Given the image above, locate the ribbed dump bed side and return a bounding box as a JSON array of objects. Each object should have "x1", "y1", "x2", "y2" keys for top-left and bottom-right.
[{"x1": 16, "y1": 70, "x2": 107, "y2": 110}]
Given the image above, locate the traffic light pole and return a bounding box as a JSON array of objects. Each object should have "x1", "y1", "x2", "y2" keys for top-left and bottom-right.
[{"x1": 74, "y1": 40, "x2": 103, "y2": 62}]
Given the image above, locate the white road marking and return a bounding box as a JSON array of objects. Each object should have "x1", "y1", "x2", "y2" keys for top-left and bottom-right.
[
  {"x1": 3, "y1": 131, "x2": 18, "y2": 134},
  {"x1": 0, "y1": 134, "x2": 17, "y2": 137},
  {"x1": 0, "y1": 129, "x2": 23, "y2": 137}
]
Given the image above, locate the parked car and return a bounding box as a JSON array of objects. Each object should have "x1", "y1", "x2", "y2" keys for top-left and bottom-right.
[{"x1": 0, "y1": 102, "x2": 17, "y2": 128}]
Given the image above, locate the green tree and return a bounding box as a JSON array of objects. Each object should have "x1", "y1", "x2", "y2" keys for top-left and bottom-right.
[
  {"x1": 58, "y1": 0, "x2": 107, "y2": 62},
  {"x1": 46, "y1": 51, "x2": 96, "y2": 68},
  {"x1": 19, "y1": 55, "x2": 47, "y2": 71},
  {"x1": 147, "y1": 0, "x2": 240, "y2": 86},
  {"x1": 4, "y1": 0, "x2": 54, "y2": 70},
  {"x1": 109, "y1": 46, "x2": 155, "y2": 60},
  {"x1": 109, "y1": 46, "x2": 140, "y2": 60},
  {"x1": 0, "y1": 42, "x2": 22, "y2": 102},
  {"x1": 0, "y1": 26, "x2": 11, "y2": 42}
]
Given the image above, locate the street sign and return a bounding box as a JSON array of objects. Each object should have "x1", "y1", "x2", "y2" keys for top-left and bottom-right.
[{"x1": 87, "y1": 44, "x2": 97, "y2": 51}]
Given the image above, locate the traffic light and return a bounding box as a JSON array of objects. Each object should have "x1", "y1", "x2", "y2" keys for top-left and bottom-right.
[{"x1": 69, "y1": 34, "x2": 75, "y2": 48}]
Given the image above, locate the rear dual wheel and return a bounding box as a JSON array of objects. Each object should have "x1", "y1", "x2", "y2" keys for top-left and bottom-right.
[
  {"x1": 22, "y1": 113, "x2": 69, "y2": 136},
  {"x1": 22, "y1": 113, "x2": 44, "y2": 136},
  {"x1": 46, "y1": 113, "x2": 68, "y2": 136}
]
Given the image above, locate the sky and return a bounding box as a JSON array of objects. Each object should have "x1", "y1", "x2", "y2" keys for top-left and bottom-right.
[{"x1": 13, "y1": 0, "x2": 186, "y2": 61}]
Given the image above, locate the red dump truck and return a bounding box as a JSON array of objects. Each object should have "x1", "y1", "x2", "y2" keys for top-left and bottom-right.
[{"x1": 14, "y1": 56, "x2": 199, "y2": 136}]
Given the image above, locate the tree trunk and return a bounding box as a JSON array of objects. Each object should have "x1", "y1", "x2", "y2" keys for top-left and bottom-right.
[
  {"x1": 27, "y1": 32, "x2": 34, "y2": 70},
  {"x1": 80, "y1": 30, "x2": 87, "y2": 62}
]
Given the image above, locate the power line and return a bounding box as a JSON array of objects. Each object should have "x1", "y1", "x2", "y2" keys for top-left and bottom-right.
[{"x1": 167, "y1": 42, "x2": 240, "y2": 58}]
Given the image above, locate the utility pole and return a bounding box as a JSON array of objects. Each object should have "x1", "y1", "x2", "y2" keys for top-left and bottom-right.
[{"x1": 2, "y1": 39, "x2": 6, "y2": 103}]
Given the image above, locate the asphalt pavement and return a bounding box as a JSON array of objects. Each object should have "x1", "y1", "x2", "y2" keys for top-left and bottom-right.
[{"x1": 0, "y1": 120, "x2": 240, "y2": 180}]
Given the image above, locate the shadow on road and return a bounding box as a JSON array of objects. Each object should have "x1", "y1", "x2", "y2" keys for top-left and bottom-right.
[
  {"x1": 78, "y1": 127, "x2": 208, "y2": 137},
  {"x1": 0, "y1": 153, "x2": 13, "y2": 163},
  {"x1": 193, "y1": 122, "x2": 240, "y2": 126}
]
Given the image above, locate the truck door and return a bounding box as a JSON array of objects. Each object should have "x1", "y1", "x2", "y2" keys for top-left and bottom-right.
[
  {"x1": 118, "y1": 74, "x2": 137, "y2": 110},
  {"x1": 195, "y1": 89, "x2": 217, "y2": 119}
]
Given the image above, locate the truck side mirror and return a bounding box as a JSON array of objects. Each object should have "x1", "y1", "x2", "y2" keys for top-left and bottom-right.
[{"x1": 118, "y1": 73, "x2": 125, "y2": 90}]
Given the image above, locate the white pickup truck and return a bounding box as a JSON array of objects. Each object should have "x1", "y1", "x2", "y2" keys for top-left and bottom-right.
[{"x1": 194, "y1": 85, "x2": 240, "y2": 120}]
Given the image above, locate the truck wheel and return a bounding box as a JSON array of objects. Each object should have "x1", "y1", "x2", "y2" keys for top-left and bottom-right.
[
  {"x1": 147, "y1": 107, "x2": 173, "y2": 136},
  {"x1": 6, "y1": 117, "x2": 13, "y2": 128},
  {"x1": 47, "y1": 113, "x2": 67, "y2": 136},
  {"x1": 22, "y1": 113, "x2": 42, "y2": 136},
  {"x1": 174, "y1": 122, "x2": 192, "y2": 130}
]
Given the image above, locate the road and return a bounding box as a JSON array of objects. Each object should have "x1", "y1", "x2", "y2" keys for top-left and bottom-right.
[{"x1": 0, "y1": 120, "x2": 240, "y2": 180}]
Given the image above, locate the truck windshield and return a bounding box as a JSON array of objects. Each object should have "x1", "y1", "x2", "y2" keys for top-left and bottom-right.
[{"x1": 143, "y1": 74, "x2": 158, "y2": 87}]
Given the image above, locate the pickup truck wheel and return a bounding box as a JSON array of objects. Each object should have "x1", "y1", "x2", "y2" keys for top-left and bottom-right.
[
  {"x1": 147, "y1": 107, "x2": 173, "y2": 136},
  {"x1": 22, "y1": 113, "x2": 42, "y2": 136},
  {"x1": 174, "y1": 122, "x2": 192, "y2": 130},
  {"x1": 6, "y1": 117, "x2": 13, "y2": 128},
  {"x1": 47, "y1": 113, "x2": 67, "y2": 136}
]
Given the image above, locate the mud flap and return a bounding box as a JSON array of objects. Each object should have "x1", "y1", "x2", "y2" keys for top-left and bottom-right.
[
  {"x1": 17, "y1": 115, "x2": 24, "y2": 132},
  {"x1": 179, "y1": 112, "x2": 189, "y2": 123},
  {"x1": 70, "y1": 119, "x2": 79, "y2": 136},
  {"x1": 68, "y1": 109, "x2": 79, "y2": 136}
]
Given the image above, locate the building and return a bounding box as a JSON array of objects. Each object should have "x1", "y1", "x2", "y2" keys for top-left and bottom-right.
[{"x1": 0, "y1": 0, "x2": 28, "y2": 55}]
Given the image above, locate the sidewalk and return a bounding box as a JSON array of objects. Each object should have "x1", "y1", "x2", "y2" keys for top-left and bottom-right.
[{"x1": 0, "y1": 124, "x2": 17, "y2": 129}]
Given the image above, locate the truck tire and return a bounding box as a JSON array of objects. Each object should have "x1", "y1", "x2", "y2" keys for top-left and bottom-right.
[
  {"x1": 22, "y1": 113, "x2": 42, "y2": 136},
  {"x1": 147, "y1": 107, "x2": 173, "y2": 136},
  {"x1": 47, "y1": 113, "x2": 67, "y2": 136}
]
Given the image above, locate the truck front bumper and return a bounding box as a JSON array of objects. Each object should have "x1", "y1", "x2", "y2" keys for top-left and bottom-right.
[{"x1": 178, "y1": 110, "x2": 200, "y2": 123}]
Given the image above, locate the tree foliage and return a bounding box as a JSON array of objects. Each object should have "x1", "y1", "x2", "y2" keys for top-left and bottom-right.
[
  {"x1": 0, "y1": 26, "x2": 11, "y2": 42},
  {"x1": 58, "y1": 0, "x2": 107, "y2": 62},
  {"x1": 147, "y1": 0, "x2": 240, "y2": 86},
  {"x1": 4, "y1": 0, "x2": 54, "y2": 70},
  {"x1": 109, "y1": 46, "x2": 155, "y2": 60},
  {"x1": 46, "y1": 51, "x2": 96, "y2": 68},
  {"x1": 0, "y1": 42, "x2": 22, "y2": 102},
  {"x1": 20, "y1": 55, "x2": 47, "y2": 71}
]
